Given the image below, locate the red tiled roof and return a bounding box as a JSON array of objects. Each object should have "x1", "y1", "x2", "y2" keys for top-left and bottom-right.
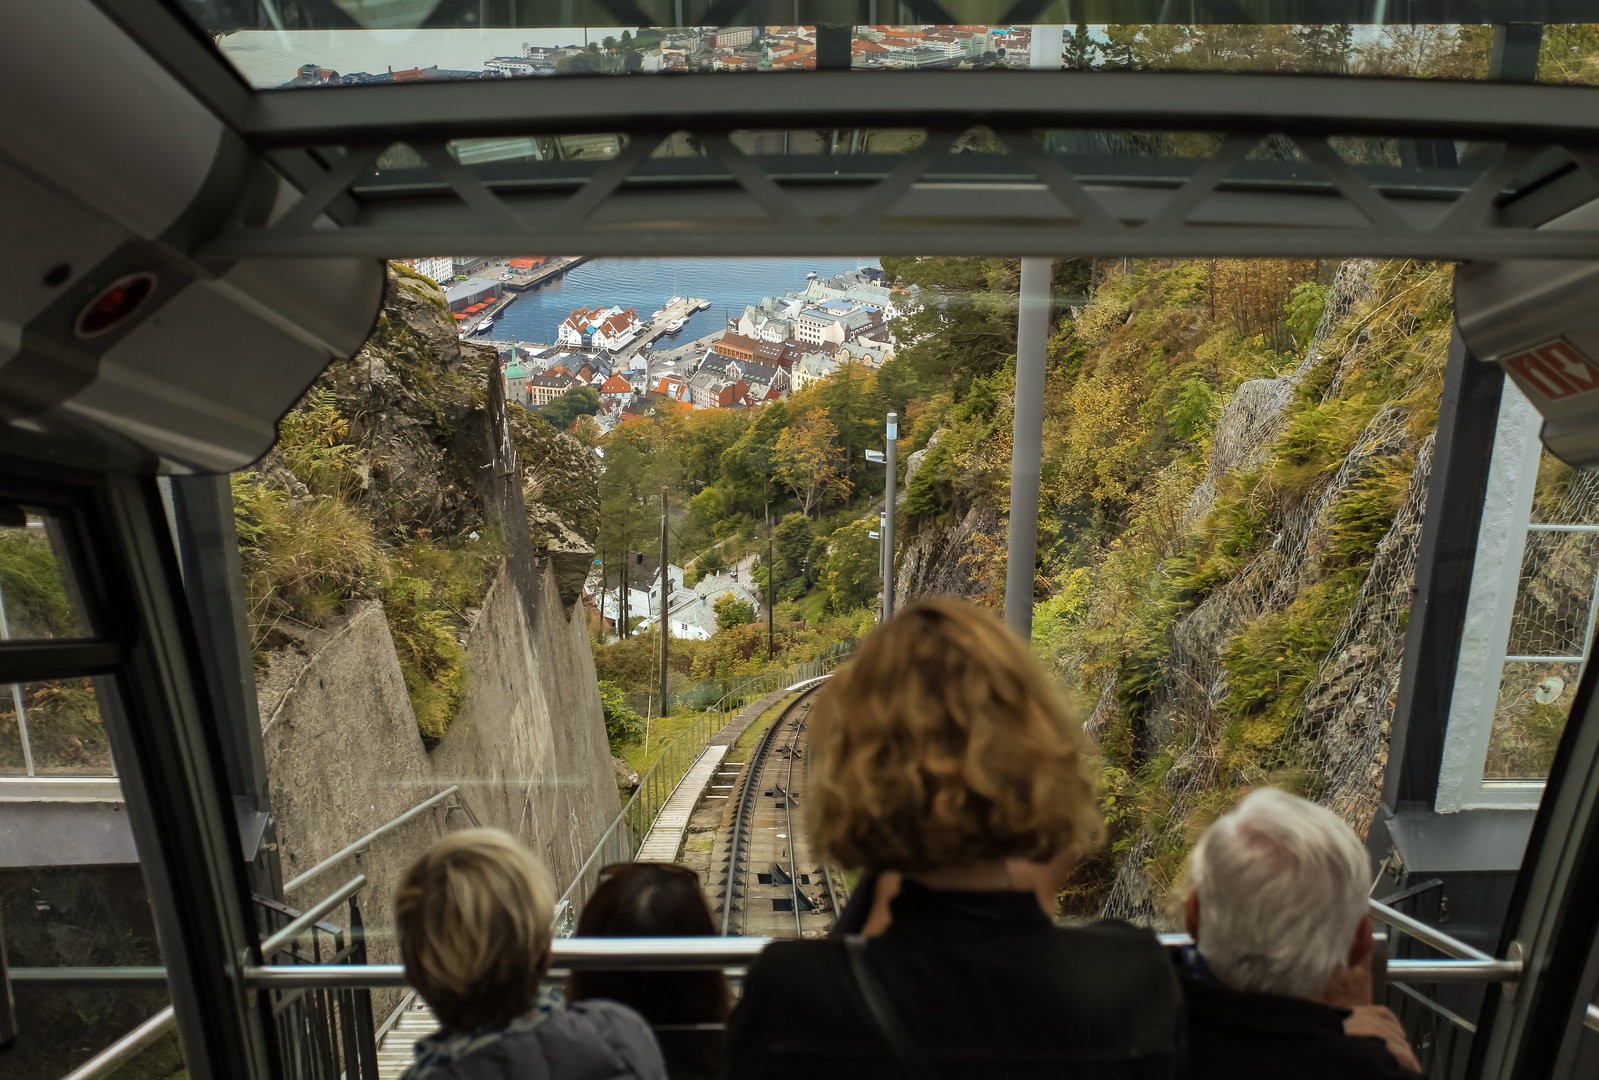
[{"x1": 601, "y1": 374, "x2": 633, "y2": 394}]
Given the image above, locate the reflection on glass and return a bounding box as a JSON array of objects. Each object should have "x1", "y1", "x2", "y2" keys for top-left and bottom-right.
[
  {"x1": 156, "y1": 11, "x2": 1599, "y2": 90},
  {"x1": 1, "y1": 864, "x2": 180, "y2": 1079},
  {"x1": 1539, "y1": 25, "x2": 1599, "y2": 85},
  {"x1": 0, "y1": 680, "x2": 112, "y2": 777},
  {"x1": 1506, "y1": 530, "x2": 1599, "y2": 658},
  {"x1": 1487, "y1": 660, "x2": 1579, "y2": 779},
  {"x1": 0, "y1": 516, "x2": 84, "y2": 640},
  {"x1": 1531, "y1": 448, "x2": 1599, "y2": 525}
]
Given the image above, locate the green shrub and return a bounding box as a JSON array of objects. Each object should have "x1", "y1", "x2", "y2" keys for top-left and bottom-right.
[
  {"x1": 0, "y1": 524, "x2": 76, "y2": 637},
  {"x1": 598, "y1": 680, "x2": 645, "y2": 751},
  {"x1": 383, "y1": 575, "x2": 467, "y2": 746}
]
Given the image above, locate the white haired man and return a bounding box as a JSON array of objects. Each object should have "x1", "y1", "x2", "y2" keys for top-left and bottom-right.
[{"x1": 1179, "y1": 787, "x2": 1421, "y2": 1079}]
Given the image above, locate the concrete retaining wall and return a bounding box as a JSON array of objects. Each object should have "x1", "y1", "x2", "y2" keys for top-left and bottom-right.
[{"x1": 259, "y1": 555, "x2": 618, "y2": 986}]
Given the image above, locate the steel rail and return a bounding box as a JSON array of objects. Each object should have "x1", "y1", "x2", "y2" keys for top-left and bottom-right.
[
  {"x1": 721, "y1": 691, "x2": 793, "y2": 936},
  {"x1": 782, "y1": 712, "x2": 804, "y2": 939},
  {"x1": 558, "y1": 663, "x2": 848, "y2": 927},
  {"x1": 59, "y1": 1006, "x2": 177, "y2": 1080},
  {"x1": 1368, "y1": 897, "x2": 1493, "y2": 962},
  {"x1": 16, "y1": 943, "x2": 1524, "y2": 989},
  {"x1": 260, "y1": 875, "x2": 367, "y2": 956},
  {"x1": 282, "y1": 787, "x2": 462, "y2": 893},
  {"x1": 236, "y1": 956, "x2": 1521, "y2": 988}
]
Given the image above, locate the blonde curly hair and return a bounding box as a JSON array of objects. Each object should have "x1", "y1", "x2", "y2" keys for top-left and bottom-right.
[{"x1": 809, "y1": 598, "x2": 1101, "y2": 872}]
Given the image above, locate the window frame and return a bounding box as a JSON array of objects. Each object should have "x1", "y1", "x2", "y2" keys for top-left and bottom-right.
[
  {"x1": 1437, "y1": 380, "x2": 1599, "y2": 811},
  {"x1": 0, "y1": 455, "x2": 276, "y2": 1080}
]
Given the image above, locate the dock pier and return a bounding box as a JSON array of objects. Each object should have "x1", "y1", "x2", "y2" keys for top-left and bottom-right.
[
  {"x1": 503, "y1": 255, "x2": 588, "y2": 292},
  {"x1": 619, "y1": 296, "x2": 710, "y2": 360}
]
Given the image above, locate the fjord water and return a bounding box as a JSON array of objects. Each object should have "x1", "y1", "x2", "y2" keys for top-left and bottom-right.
[{"x1": 492, "y1": 256, "x2": 879, "y2": 344}]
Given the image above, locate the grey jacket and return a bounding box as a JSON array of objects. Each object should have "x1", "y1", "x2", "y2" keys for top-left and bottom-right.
[{"x1": 402, "y1": 1000, "x2": 667, "y2": 1080}]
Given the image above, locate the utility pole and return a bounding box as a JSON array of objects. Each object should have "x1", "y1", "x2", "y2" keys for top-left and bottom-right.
[
  {"x1": 877, "y1": 511, "x2": 887, "y2": 621},
  {"x1": 659, "y1": 486, "x2": 669, "y2": 718},
  {"x1": 883, "y1": 411, "x2": 898, "y2": 621},
  {"x1": 1006, "y1": 260, "x2": 1050, "y2": 640},
  {"x1": 766, "y1": 503, "x2": 775, "y2": 662},
  {"x1": 1005, "y1": 24, "x2": 1061, "y2": 640}
]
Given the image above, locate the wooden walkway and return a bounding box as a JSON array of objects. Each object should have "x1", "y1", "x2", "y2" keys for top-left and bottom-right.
[{"x1": 635, "y1": 744, "x2": 730, "y2": 862}]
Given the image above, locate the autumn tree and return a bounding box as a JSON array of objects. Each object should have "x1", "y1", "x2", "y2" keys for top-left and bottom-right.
[
  {"x1": 568, "y1": 413, "x2": 603, "y2": 447},
  {"x1": 774, "y1": 412, "x2": 850, "y2": 517},
  {"x1": 714, "y1": 593, "x2": 756, "y2": 631},
  {"x1": 820, "y1": 517, "x2": 879, "y2": 613}
]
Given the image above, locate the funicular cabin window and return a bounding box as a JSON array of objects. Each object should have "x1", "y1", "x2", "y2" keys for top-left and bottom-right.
[
  {"x1": 15, "y1": 7, "x2": 1599, "y2": 1080},
  {"x1": 0, "y1": 512, "x2": 109, "y2": 778}
]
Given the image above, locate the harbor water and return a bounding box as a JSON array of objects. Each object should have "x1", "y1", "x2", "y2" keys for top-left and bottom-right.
[{"x1": 490, "y1": 256, "x2": 880, "y2": 344}]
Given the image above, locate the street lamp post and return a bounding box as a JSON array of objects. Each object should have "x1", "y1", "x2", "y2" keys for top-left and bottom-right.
[{"x1": 865, "y1": 410, "x2": 899, "y2": 622}]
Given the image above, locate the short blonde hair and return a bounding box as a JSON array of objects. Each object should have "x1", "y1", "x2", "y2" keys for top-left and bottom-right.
[
  {"x1": 394, "y1": 828, "x2": 556, "y2": 1033},
  {"x1": 810, "y1": 598, "x2": 1100, "y2": 872}
]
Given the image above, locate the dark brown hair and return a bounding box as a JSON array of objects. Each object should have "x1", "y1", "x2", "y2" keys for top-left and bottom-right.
[
  {"x1": 810, "y1": 598, "x2": 1101, "y2": 872},
  {"x1": 565, "y1": 864, "x2": 728, "y2": 1078}
]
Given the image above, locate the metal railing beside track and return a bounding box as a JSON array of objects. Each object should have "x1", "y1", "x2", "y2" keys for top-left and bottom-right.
[{"x1": 554, "y1": 644, "x2": 856, "y2": 936}]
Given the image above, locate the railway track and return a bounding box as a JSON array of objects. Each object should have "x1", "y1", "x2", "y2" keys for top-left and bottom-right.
[{"x1": 712, "y1": 687, "x2": 845, "y2": 939}]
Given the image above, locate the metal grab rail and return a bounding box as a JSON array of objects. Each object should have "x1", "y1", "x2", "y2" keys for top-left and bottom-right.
[
  {"x1": 1368, "y1": 897, "x2": 1494, "y2": 962},
  {"x1": 261, "y1": 875, "x2": 367, "y2": 956},
  {"x1": 59, "y1": 1007, "x2": 177, "y2": 1080},
  {"x1": 17, "y1": 935, "x2": 1526, "y2": 989}
]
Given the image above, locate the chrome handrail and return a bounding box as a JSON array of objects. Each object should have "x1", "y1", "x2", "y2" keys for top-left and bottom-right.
[
  {"x1": 59, "y1": 1006, "x2": 175, "y2": 1080},
  {"x1": 1368, "y1": 897, "x2": 1493, "y2": 962},
  {"x1": 18, "y1": 935, "x2": 1526, "y2": 990},
  {"x1": 283, "y1": 786, "x2": 467, "y2": 893},
  {"x1": 260, "y1": 875, "x2": 367, "y2": 956}
]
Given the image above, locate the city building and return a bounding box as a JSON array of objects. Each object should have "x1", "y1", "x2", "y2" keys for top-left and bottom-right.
[
  {"x1": 727, "y1": 360, "x2": 790, "y2": 399},
  {"x1": 795, "y1": 298, "x2": 880, "y2": 347},
  {"x1": 754, "y1": 339, "x2": 794, "y2": 370},
  {"x1": 414, "y1": 256, "x2": 454, "y2": 284},
  {"x1": 599, "y1": 372, "x2": 634, "y2": 405},
  {"x1": 557, "y1": 305, "x2": 643, "y2": 351},
  {"x1": 792, "y1": 351, "x2": 840, "y2": 391},
  {"x1": 708, "y1": 26, "x2": 756, "y2": 49},
  {"x1": 526, "y1": 372, "x2": 579, "y2": 407},
  {"x1": 712, "y1": 332, "x2": 760, "y2": 362},
  {"x1": 687, "y1": 371, "x2": 749, "y2": 409},
  {"x1": 444, "y1": 276, "x2": 502, "y2": 312}
]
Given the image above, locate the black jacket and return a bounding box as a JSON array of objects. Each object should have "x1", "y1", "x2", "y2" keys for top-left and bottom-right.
[
  {"x1": 1179, "y1": 973, "x2": 1419, "y2": 1080},
  {"x1": 723, "y1": 879, "x2": 1185, "y2": 1079}
]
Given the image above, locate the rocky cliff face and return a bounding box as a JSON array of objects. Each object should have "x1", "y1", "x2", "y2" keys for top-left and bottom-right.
[
  {"x1": 888, "y1": 258, "x2": 1453, "y2": 922},
  {"x1": 243, "y1": 266, "x2": 617, "y2": 999}
]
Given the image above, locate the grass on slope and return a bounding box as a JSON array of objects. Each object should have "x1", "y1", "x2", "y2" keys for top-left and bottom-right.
[
  {"x1": 618, "y1": 707, "x2": 706, "y2": 781},
  {"x1": 733, "y1": 692, "x2": 800, "y2": 757}
]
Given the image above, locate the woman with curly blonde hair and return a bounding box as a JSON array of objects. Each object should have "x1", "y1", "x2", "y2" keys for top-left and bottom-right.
[{"x1": 723, "y1": 598, "x2": 1184, "y2": 1079}]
